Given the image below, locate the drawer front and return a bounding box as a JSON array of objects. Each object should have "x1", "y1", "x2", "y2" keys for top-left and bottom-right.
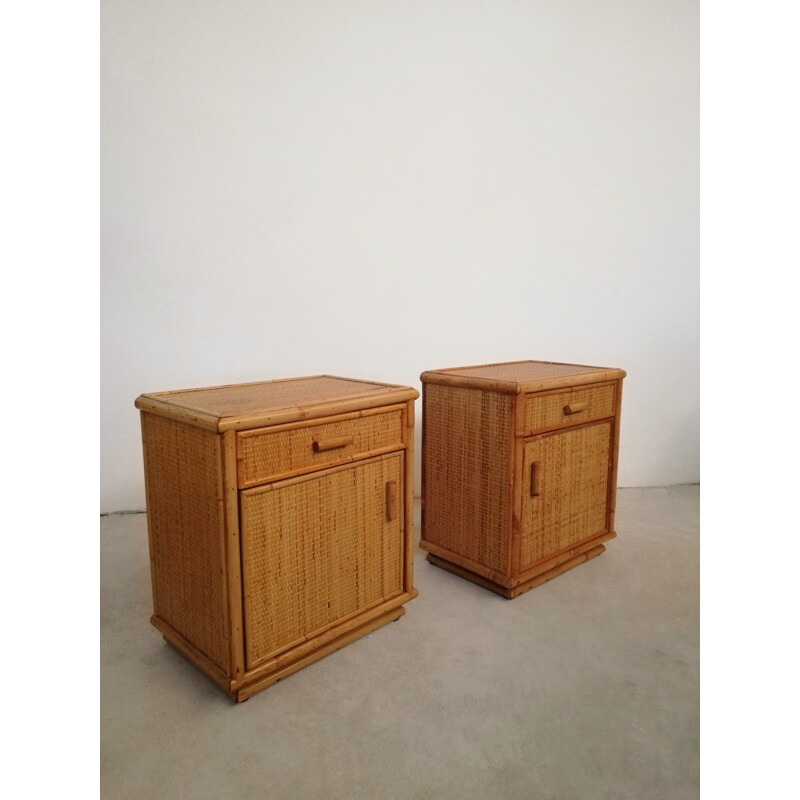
[
  {"x1": 237, "y1": 408, "x2": 403, "y2": 487},
  {"x1": 524, "y1": 383, "x2": 615, "y2": 434}
]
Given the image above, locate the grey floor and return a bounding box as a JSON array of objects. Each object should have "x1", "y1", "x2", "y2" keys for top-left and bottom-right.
[{"x1": 101, "y1": 486, "x2": 699, "y2": 800}]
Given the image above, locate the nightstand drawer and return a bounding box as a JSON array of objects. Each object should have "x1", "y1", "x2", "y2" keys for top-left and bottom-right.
[
  {"x1": 524, "y1": 383, "x2": 615, "y2": 434},
  {"x1": 237, "y1": 408, "x2": 403, "y2": 487}
]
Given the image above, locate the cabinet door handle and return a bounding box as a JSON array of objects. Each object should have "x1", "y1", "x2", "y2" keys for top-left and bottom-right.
[
  {"x1": 530, "y1": 462, "x2": 541, "y2": 497},
  {"x1": 312, "y1": 435, "x2": 353, "y2": 452},
  {"x1": 386, "y1": 480, "x2": 398, "y2": 521},
  {"x1": 563, "y1": 402, "x2": 587, "y2": 416}
]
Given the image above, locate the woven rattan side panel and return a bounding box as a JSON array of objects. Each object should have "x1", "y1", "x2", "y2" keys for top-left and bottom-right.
[
  {"x1": 521, "y1": 421, "x2": 612, "y2": 570},
  {"x1": 422, "y1": 384, "x2": 511, "y2": 574},
  {"x1": 141, "y1": 414, "x2": 229, "y2": 673},
  {"x1": 240, "y1": 454, "x2": 403, "y2": 669}
]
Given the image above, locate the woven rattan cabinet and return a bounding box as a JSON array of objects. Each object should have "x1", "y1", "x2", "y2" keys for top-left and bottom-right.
[
  {"x1": 135, "y1": 375, "x2": 419, "y2": 701},
  {"x1": 419, "y1": 360, "x2": 626, "y2": 598}
]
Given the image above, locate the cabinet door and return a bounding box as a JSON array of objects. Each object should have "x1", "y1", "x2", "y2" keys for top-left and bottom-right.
[
  {"x1": 239, "y1": 453, "x2": 403, "y2": 670},
  {"x1": 520, "y1": 421, "x2": 612, "y2": 571}
]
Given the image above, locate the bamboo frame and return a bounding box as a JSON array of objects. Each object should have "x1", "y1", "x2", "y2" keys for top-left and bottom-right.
[
  {"x1": 222, "y1": 430, "x2": 245, "y2": 681},
  {"x1": 403, "y1": 399, "x2": 416, "y2": 594},
  {"x1": 136, "y1": 374, "x2": 419, "y2": 702}
]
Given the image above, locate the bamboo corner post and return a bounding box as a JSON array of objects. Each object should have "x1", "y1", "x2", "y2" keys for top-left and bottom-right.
[
  {"x1": 419, "y1": 360, "x2": 626, "y2": 598},
  {"x1": 135, "y1": 375, "x2": 419, "y2": 701}
]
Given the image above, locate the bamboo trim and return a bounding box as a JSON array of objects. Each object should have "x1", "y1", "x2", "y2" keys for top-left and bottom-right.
[
  {"x1": 222, "y1": 430, "x2": 245, "y2": 680},
  {"x1": 521, "y1": 412, "x2": 617, "y2": 440},
  {"x1": 607, "y1": 379, "x2": 623, "y2": 535},
  {"x1": 517, "y1": 370, "x2": 625, "y2": 394},
  {"x1": 427, "y1": 544, "x2": 606, "y2": 599},
  {"x1": 139, "y1": 412, "x2": 159, "y2": 615},
  {"x1": 509, "y1": 545, "x2": 606, "y2": 597},
  {"x1": 151, "y1": 615, "x2": 233, "y2": 695},
  {"x1": 523, "y1": 380, "x2": 618, "y2": 400},
  {"x1": 218, "y1": 389, "x2": 419, "y2": 432},
  {"x1": 244, "y1": 588, "x2": 405, "y2": 671},
  {"x1": 522, "y1": 416, "x2": 616, "y2": 445},
  {"x1": 235, "y1": 404, "x2": 408, "y2": 439},
  {"x1": 240, "y1": 451, "x2": 402, "y2": 498},
  {"x1": 240, "y1": 446, "x2": 404, "y2": 489},
  {"x1": 134, "y1": 396, "x2": 220, "y2": 431},
  {"x1": 510, "y1": 390, "x2": 526, "y2": 580},
  {"x1": 403, "y1": 399, "x2": 415, "y2": 593},
  {"x1": 419, "y1": 386, "x2": 427, "y2": 536},
  {"x1": 235, "y1": 608, "x2": 404, "y2": 702},
  {"x1": 238, "y1": 445, "x2": 405, "y2": 490},
  {"x1": 419, "y1": 539, "x2": 514, "y2": 588},
  {"x1": 213, "y1": 434, "x2": 233, "y2": 675},
  {"x1": 506, "y1": 395, "x2": 519, "y2": 578},
  {"x1": 513, "y1": 530, "x2": 616, "y2": 586}
]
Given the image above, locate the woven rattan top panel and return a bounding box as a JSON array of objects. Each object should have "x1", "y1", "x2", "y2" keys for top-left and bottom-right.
[
  {"x1": 421, "y1": 361, "x2": 625, "y2": 393},
  {"x1": 137, "y1": 375, "x2": 418, "y2": 430}
]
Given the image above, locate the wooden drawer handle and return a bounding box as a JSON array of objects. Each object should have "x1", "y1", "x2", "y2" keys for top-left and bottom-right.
[
  {"x1": 386, "y1": 480, "x2": 398, "y2": 521},
  {"x1": 312, "y1": 435, "x2": 353, "y2": 452},
  {"x1": 563, "y1": 402, "x2": 588, "y2": 416},
  {"x1": 530, "y1": 462, "x2": 541, "y2": 497}
]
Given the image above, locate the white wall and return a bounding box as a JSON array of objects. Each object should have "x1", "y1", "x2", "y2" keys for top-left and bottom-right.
[{"x1": 101, "y1": 0, "x2": 698, "y2": 513}]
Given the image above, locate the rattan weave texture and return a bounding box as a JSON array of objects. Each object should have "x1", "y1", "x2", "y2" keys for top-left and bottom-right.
[
  {"x1": 521, "y1": 421, "x2": 611, "y2": 569},
  {"x1": 240, "y1": 454, "x2": 403, "y2": 668},
  {"x1": 422, "y1": 384, "x2": 511, "y2": 573},
  {"x1": 445, "y1": 361, "x2": 604, "y2": 383},
  {"x1": 151, "y1": 376, "x2": 387, "y2": 418},
  {"x1": 238, "y1": 410, "x2": 402, "y2": 487},
  {"x1": 141, "y1": 414, "x2": 229, "y2": 671},
  {"x1": 525, "y1": 383, "x2": 615, "y2": 433}
]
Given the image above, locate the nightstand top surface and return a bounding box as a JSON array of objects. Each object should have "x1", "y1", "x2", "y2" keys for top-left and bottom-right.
[
  {"x1": 421, "y1": 360, "x2": 626, "y2": 394},
  {"x1": 136, "y1": 375, "x2": 418, "y2": 431}
]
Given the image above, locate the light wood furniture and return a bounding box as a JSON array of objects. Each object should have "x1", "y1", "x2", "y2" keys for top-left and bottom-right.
[
  {"x1": 419, "y1": 360, "x2": 626, "y2": 598},
  {"x1": 135, "y1": 375, "x2": 419, "y2": 701}
]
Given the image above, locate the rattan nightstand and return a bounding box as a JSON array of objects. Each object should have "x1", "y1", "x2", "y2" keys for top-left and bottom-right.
[
  {"x1": 135, "y1": 375, "x2": 419, "y2": 701},
  {"x1": 419, "y1": 360, "x2": 625, "y2": 598}
]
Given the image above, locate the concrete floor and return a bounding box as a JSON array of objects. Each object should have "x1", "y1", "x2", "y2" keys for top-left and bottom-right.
[{"x1": 101, "y1": 486, "x2": 699, "y2": 800}]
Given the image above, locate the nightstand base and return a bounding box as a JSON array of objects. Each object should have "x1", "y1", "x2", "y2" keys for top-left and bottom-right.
[
  {"x1": 156, "y1": 590, "x2": 417, "y2": 702},
  {"x1": 427, "y1": 544, "x2": 607, "y2": 599}
]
